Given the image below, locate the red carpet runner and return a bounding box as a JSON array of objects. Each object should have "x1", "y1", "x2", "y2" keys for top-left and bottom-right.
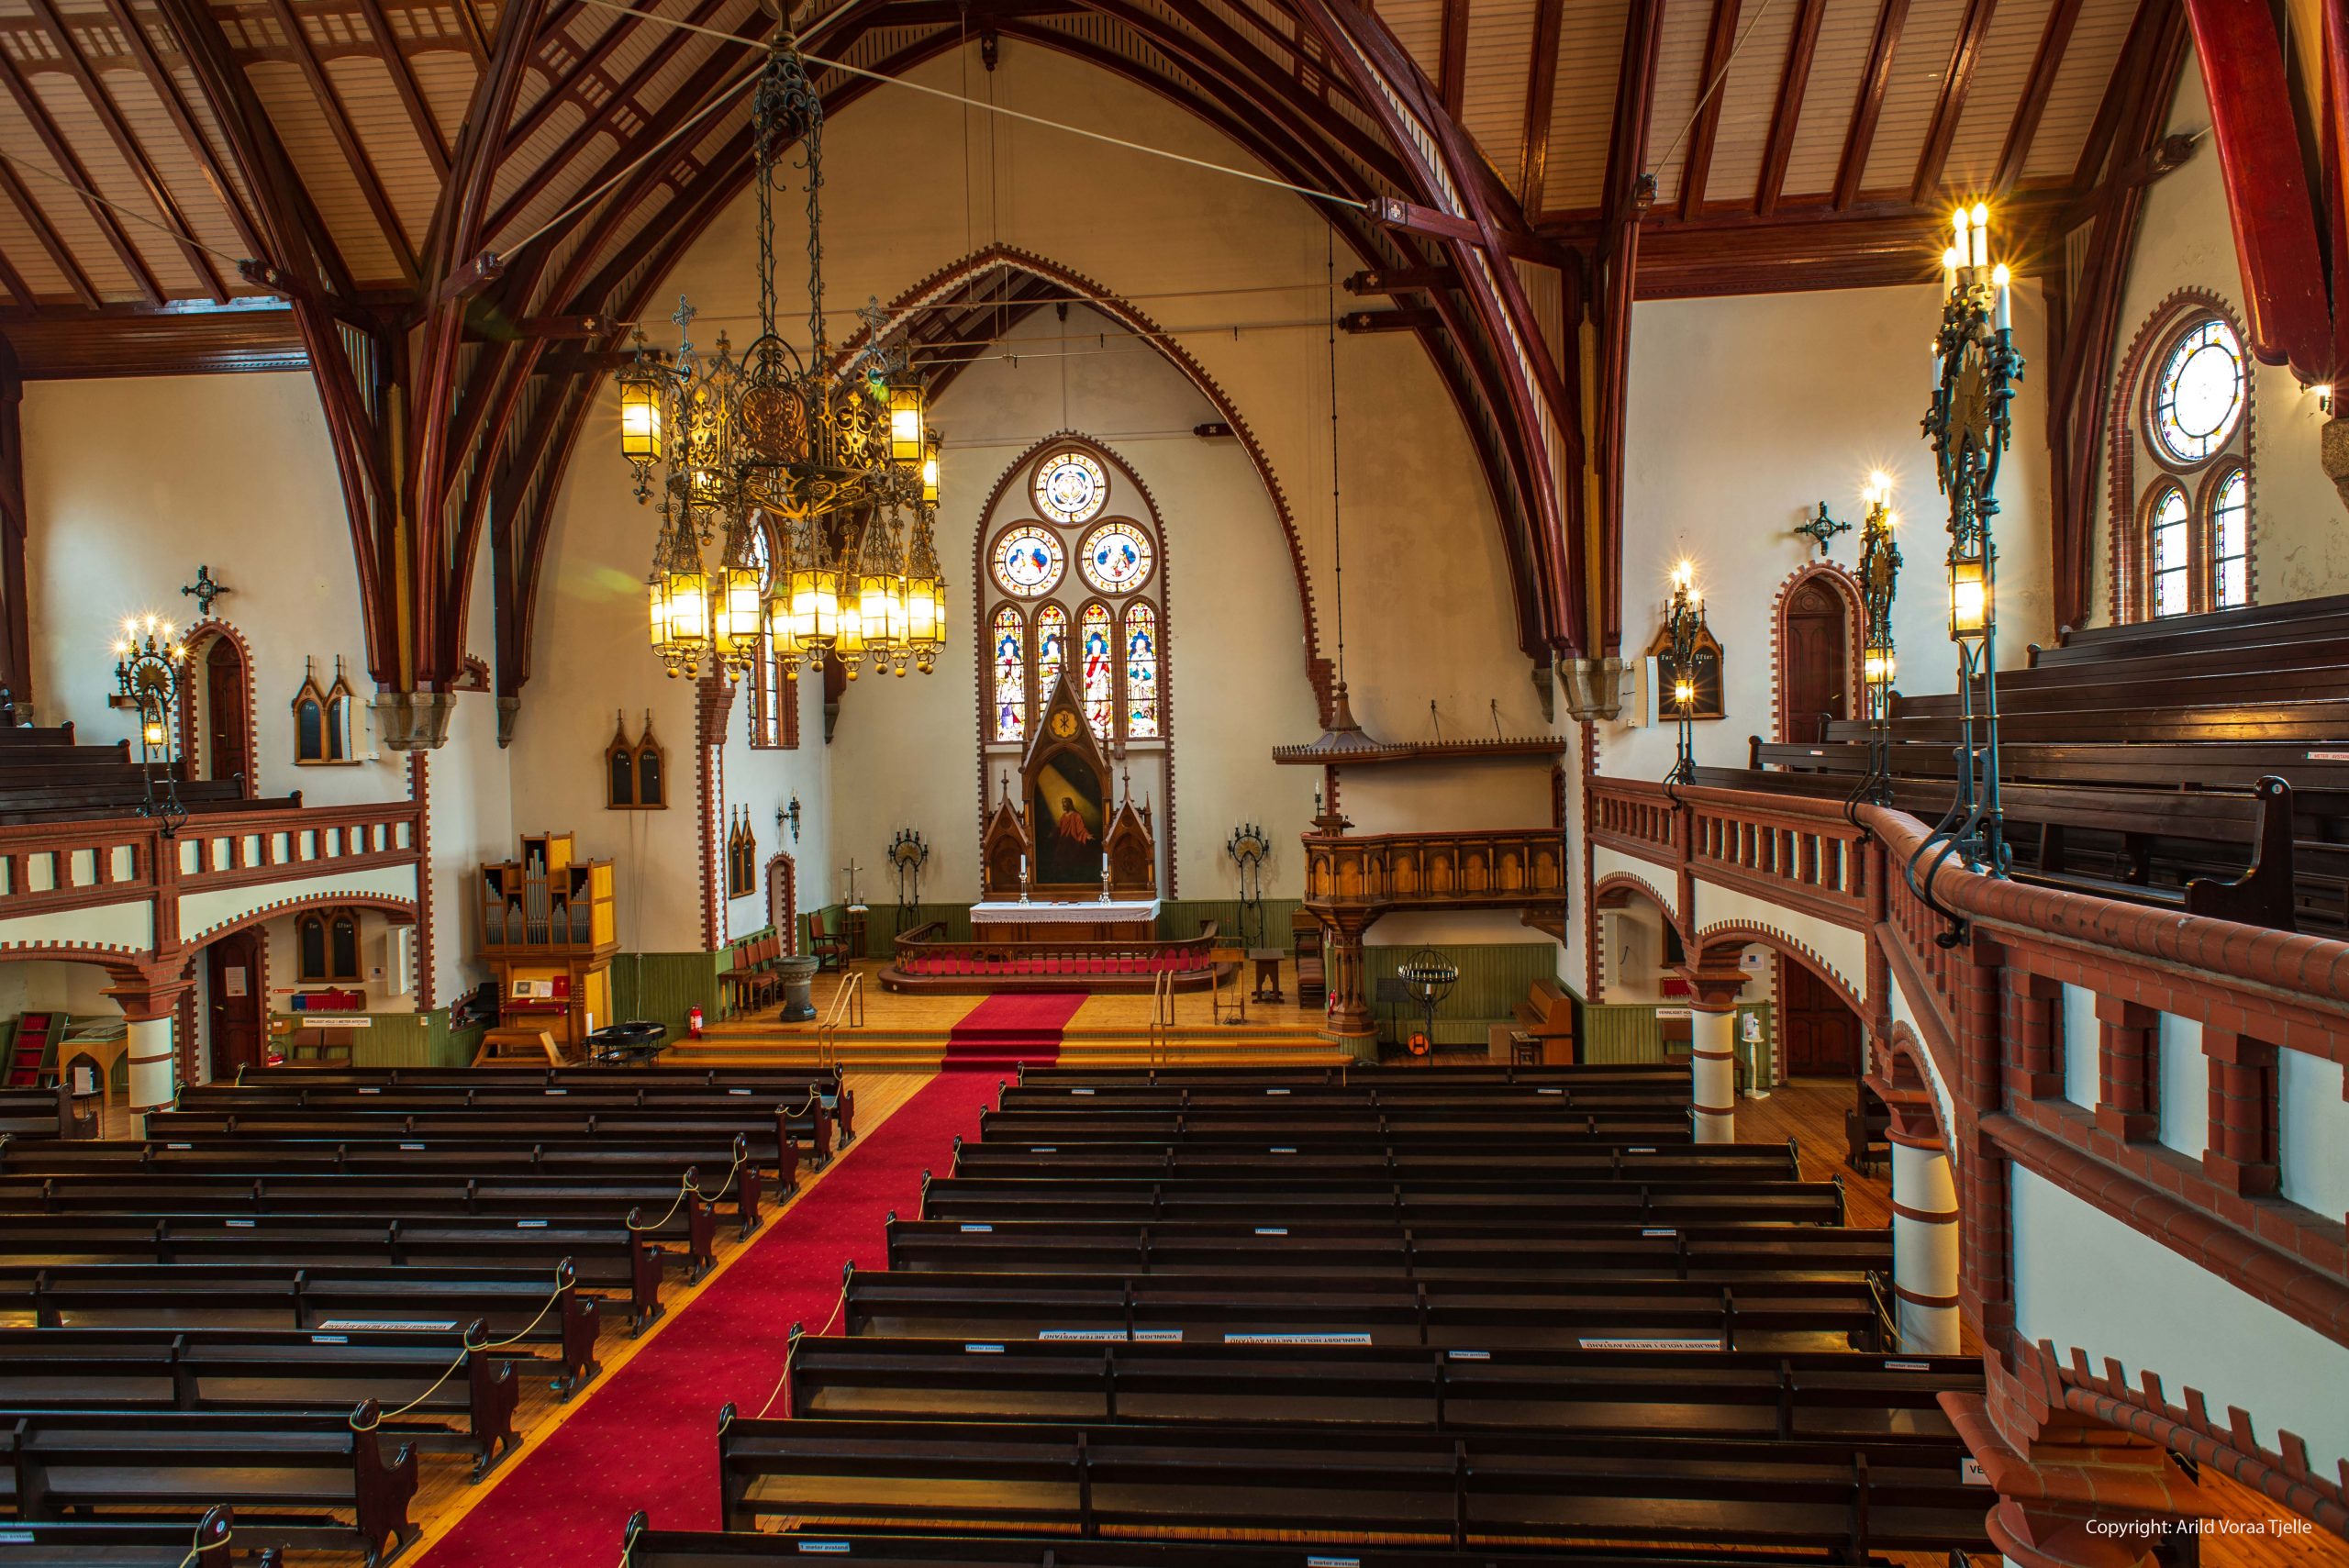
[
  {"x1": 939, "y1": 990, "x2": 1085, "y2": 1072},
  {"x1": 417, "y1": 1074, "x2": 992, "y2": 1566}
]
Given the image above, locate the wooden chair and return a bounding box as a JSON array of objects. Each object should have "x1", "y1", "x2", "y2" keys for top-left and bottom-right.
[
  {"x1": 1290, "y1": 909, "x2": 1326, "y2": 1007},
  {"x1": 807, "y1": 909, "x2": 850, "y2": 973}
]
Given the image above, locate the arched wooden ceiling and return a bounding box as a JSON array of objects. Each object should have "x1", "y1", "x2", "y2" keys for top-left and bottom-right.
[{"x1": 0, "y1": 0, "x2": 2326, "y2": 727}]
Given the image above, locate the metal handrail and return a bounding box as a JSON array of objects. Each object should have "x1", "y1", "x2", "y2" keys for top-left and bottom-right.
[{"x1": 815, "y1": 970, "x2": 864, "y2": 1070}]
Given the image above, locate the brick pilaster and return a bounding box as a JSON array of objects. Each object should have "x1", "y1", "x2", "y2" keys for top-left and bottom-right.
[
  {"x1": 2202, "y1": 1029, "x2": 2278, "y2": 1197},
  {"x1": 2003, "y1": 968, "x2": 2063, "y2": 1100},
  {"x1": 2094, "y1": 995, "x2": 2158, "y2": 1141}
]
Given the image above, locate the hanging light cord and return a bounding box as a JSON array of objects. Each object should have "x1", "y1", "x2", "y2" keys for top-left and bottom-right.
[
  {"x1": 1648, "y1": 0, "x2": 1778, "y2": 183},
  {"x1": 0, "y1": 150, "x2": 250, "y2": 272},
  {"x1": 1326, "y1": 226, "x2": 1344, "y2": 684}
]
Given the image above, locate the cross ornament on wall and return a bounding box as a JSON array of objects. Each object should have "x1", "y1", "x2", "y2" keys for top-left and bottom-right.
[{"x1": 181, "y1": 565, "x2": 232, "y2": 617}]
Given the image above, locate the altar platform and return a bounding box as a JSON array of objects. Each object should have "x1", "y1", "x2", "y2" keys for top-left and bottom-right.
[{"x1": 969, "y1": 897, "x2": 1161, "y2": 943}]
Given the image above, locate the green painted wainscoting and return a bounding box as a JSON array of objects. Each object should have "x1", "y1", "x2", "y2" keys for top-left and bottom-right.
[
  {"x1": 1155, "y1": 899, "x2": 1304, "y2": 947},
  {"x1": 1580, "y1": 1001, "x2": 1776, "y2": 1088},
  {"x1": 262, "y1": 1007, "x2": 484, "y2": 1071},
  {"x1": 1360, "y1": 942, "x2": 1562, "y2": 1049},
  {"x1": 611, "y1": 951, "x2": 727, "y2": 1039}
]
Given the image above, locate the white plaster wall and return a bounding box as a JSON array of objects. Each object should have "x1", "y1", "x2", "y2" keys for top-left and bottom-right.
[
  {"x1": 2011, "y1": 1163, "x2": 2349, "y2": 1475},
  {"x1": 21, "y1": 373, "x2": 406, "y2": 807},
  {"x1": 2154, "y1": 1012, "x2": 2207, "y2": 1160},
  {"x1": 724, "y1": 672, "x2": 827, "y2": 942},
  {"x1": 1605, "y1": 282, "x2": 2056, "y2": 781},
  {"x1": 2277, "y1": 1048, "x2": 2349, "y2": 1223},
  {"x1": 522, "y1": 41, "x2": 1532, "y2": 936},
  {"x1": 2090, "y1": 50, "x2": 2344, "y2": 620},
  {"x1": 2060, "y1": 982, "x2": 2100, "y2": 1111}
]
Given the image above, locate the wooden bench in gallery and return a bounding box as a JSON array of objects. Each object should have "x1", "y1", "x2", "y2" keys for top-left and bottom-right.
[
  {"x1": 0, "y1": 1406, "x2": 418, "y2": 1565},
  {"x1": 0, "y1": 1088, "x2": 68, "y2": 1142},
  {"x1": 0, "y1": 1323, "x2": 522, "y2": 1476},
  {"x1": 0, "y1": 1502, "x2": 257, "y2": 1565},
  {"x1": 785, "y1": 1337, "x2": 1977, "y2": 1439}
]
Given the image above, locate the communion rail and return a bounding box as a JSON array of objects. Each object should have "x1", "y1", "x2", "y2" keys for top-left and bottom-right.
[{"x1": 879, "y1": 921, "x2": 1226, "y2": 994}]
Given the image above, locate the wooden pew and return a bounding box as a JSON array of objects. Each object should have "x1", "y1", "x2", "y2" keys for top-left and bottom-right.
[
  {"x1": 945, "y1": 1146, "x2": 1808, "y2": 1184},
  {"x1": 0, "y1": 1090, "x2": 66, "y2": 1142},
  {"x1": 0, "y1": 1502, "x2": 244, "y2": 1565},
  {"x1": 1015, "y1": 1064, "x2": 1685, "y2": 1090},
  {"x1": 839, "y1": 1264, "x2": 1887, "y2": 1351},
  {"x1": 785, "y1": 1337, "x2": 1975, "y2": 1440},
  {"x1": 920, "y1": 1175, "x2": 1847, "y2": 1229},
  {"x1": 0, "y1": 1406, "x2": 417, "y2": 1566},
  {"x1": 0, "y1": 1261, "x2": 601, "y2": 1396},
  {"x1": 0, "y1": 1325, "x2": 520, "y2": 1476},
  {"x1": 711, "y1": 1414, "x2": 1990, "y2": 1557}
]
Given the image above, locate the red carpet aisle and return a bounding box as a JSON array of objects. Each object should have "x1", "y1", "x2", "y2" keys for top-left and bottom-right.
[
  {"x1": 940, "y1": 990, "x2": 1085, "y2": 1071},
  {"x1": 417, "y1": 1074, "x2": 992, "y2": 1566}
]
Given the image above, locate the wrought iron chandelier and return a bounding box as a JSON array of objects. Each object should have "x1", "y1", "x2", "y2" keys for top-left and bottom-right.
[
  {"x1": 617, "y1": 17, "x2": 946, "y2": 684},
  {"x1": 110, "y1": 615, "x2": 189, "y2": 835}
]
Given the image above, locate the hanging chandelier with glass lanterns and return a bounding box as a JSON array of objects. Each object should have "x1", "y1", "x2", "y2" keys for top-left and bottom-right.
[{"x1": 618, "y1": 12, "x2": 947, "y2": 684}]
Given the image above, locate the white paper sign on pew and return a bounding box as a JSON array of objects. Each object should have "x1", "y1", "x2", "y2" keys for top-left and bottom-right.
[{"x1": 1575, "y1": 1336, "x2": 1722, "y2": 1351}]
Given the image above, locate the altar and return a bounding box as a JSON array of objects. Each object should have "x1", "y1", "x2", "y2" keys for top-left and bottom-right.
[{"x1": 972, "y1": 898, "x2": 1162, "y2": 944}]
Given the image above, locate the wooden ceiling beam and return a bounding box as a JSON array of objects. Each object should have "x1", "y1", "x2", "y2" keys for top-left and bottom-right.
[
  {"x1": 0, "y1": 162, "x2": 106, "y2": 308},
  {"x1": 260, "y1": 0, "x2": 421, "y2": 285},
  {"x1": 351, "y1": 0, "x2": 453, "y2": 178},
  {"x1": 25, "y1": 0, "x2": 228, "y2": 300},
  {"x1": 1591, "y1": 0, "x2": 1664, "y2": 657},
  {"x1": 0, "y1": 239, "x2": 36, "y2": 308},
  {"x1": 2071, "y1": 0, "x2": 2158, "y2": 189},
  {"x1": 1517, "y1": 0, "x2": 1564, "y2": 216},
  {"x1": 1992, "y1": 0, "x2": 2082, "y2": 194},
  {"x1": 1832, "y1": 0, "x2": 1908, "y2": 209},
  {"x1": 0, "y1": 42, "x2": 165, "y2": 304},
  {"x1": 1437, "y1": 0, "x2": 1466, "y2": 118},
  {"x1": 1755, "y1": 0, "x2": 1827, "y2": 216},
  {"x1": 98, "y1": 0, "x2": 268, "y2": 261},
  {"x1": 1909, "y1": 0, "x2": 1998, "y2": 204},
  {"x1": 500, "y1": 0, "x2": 732, "y2": 164},
  {"x1": 1676, "y1": 0, "x2": 1744, "y2": 222}
]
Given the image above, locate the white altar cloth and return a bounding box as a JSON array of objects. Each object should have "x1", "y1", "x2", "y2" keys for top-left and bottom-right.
[{"x1": 971, "y1": 898, "x2": 1162, "y2": 926}]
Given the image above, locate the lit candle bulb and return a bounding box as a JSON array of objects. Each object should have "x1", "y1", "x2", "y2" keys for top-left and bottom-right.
[
  {"x1": 1991, "y1": 262, "x2": 2011, "y2": 332},
  {"x1": 1970, "y1": 203, "x2": 1988, "y2": 269},
  {"x1": 1953, "y1": 208, "x2": 1967, "y2": 267},
  {"x1": 1931, "y1": 341, "x2": 1943, "y2": 396},
  {"x1": 1942, "y1": 245, "x2": 1961, "y2": 294}
]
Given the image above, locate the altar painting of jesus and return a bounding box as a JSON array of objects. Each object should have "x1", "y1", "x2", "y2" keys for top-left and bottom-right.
[{"x1": 1032, "y1": 757, "x2": 1105, "y2": 885}]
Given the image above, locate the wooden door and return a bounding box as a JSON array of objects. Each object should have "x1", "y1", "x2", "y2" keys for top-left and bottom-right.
[
  {"x1": 1778, "y1": 958, "x2": 1860, "y2": 1075},
  {"x1": 767, "y1": 854, "x2": 797, "y2": 954},
  {"x1": 1782, "y1": 581, "x2": 1850, "y2": 744},
  {"x1": 206, "y1": 929, "x2": 264, "y2": 1076},
  {"x1": 205, "y1": 639, "x2": 250, "y2": 787}
]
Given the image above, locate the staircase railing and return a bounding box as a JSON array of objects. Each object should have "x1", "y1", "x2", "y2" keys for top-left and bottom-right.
[{"x1": 815, "y1": 970, "x2": 864, "y2": 1070}]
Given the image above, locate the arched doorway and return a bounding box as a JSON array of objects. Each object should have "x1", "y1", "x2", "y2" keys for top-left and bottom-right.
[
  {"x1": 177, "y1": 622, "x2": 255, "y2": 795},
  {"x1": 1775, "y1": 568, "x2": 1860, "y2": 745},
  {"x1": 1777, "y1": 956, "x2": 1861, "y2": 1075},
  {"x1": 766, "y1": 853, "x2": 797, "y2": 954}
]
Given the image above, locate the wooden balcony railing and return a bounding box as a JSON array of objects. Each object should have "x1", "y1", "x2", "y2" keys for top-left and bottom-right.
[
  {"x1": 1303, "y1": 828, "x2": 1566, "y2": 911},
  {"x1": 887, "y1": 920, "x2": 1223, "y2": 982},
  {"x1": 1588, "y1": 777, "x2": 1871, "y2": 928}
]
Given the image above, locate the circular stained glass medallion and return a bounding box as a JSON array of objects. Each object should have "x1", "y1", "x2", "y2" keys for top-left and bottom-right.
[
  {"x1": 1034, "y1": 450, "x2": 1108, "y2": 525},
  {"x1": 2152, "y1": 317, "x2": 2244, "y2": 464},
  {"x1": 1078, "y1": 521, "x2": 1155, "y2": 594},
  {"x1": 991, "y1": 526, "x2": 1064, "y2": 597}
]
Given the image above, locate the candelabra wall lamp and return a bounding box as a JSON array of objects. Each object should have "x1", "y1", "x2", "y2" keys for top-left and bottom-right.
[
  {"x1": 777, "y1": 795, "x2": 803, "y2": 845},
  {"x1": 1663, "y1": 560, "x2": 1706, "y2": 789},
  {"x1": 1908, "y1": 202, "x2": 2024, "y2": 946},
  {"x1": 110, "y1": 615, "x2": 190, "y2": 836},
  {"x1": 1845, "y1": 473, "x2": 1902, "y2": 818},
  {"x1": 1227, "y1": 823, "x2": 1270, "y2": 950}
]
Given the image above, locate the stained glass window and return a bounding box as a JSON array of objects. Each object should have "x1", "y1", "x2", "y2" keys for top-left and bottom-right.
[
  {"x1": 1080, "y1": 602, "x2": 1114, "y2": 739},
  {"x1": 1034, "y1": 450, "x2": 1108, "y2": 525},
  {"x1": 1123, "y1": 602, "x2": 1159, "y2": 739},
  {"x1": 2150, "y1": 486, "x2": 2190, "y2": 619},
  {"x1": 2153, "y1": 317, "x2": 2244, "y2": 464},
  {"x1": 992, "y1": 526, "x2": 1064, "y2": 598},
  {"x1": 1035, "y1": 603, "x2": 1068, "y2": 706},
  {"x1": 1079, "y1": 520, "x2": 1154, "y2": 593},
  {"x1": 992, "y1": 606, "x2": 1028, "y2": 743},
  {"x1": 2212, "y1": 469, "x2": 2249, "y2": 608}
]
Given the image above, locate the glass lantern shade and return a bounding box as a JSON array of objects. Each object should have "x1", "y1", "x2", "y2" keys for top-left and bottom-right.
[
  {"x1": 790, "y1": 563, "x2": 841, "y2": 649},
  {"x1": 715, "y1": 562, "x2": 763, "y2": 662},
  {"x1": 1673, "y1": 677, "x2": 1696, "y2": 708},
  {"x1": 1949, "y1": 557, "x2": 1989, "y2": 641},
  {"x1": 921, "y1": 451, "x2": 941, "y2": 504},
  {"x1": 647, "y1": 573, "x2": 672, "y2": 651},
  {"x1": 141, "y1": 716, "x2": 167, "y2": 749},
  {"x1": 1863, "y1": 645, "x2": 1896, "y2": 685},
  {"x1": 619, "y1": 375, "x2": 663, "y2": 465},
  {"x1": 889, "y1": 384, "x2": 925, "y2": 463},
  {"x1": 765, "y1": 595, "x2": 804, "y2": 673},
  {"x1": 859, "y1": 572, "x2": 906, "y2": 651},
  {"x1": 835, "y1": 601, "x2": 865, "y2": 678},
  {"x1": 664, "y1": 564, "x2": 710, "y2": 650}
]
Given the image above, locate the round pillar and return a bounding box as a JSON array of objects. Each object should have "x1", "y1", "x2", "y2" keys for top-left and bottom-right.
[
  {"x1": 1890, "y1": 1124, "x2": 1960, "y2": 1351},
  {"x1": 1682, "y1": 963, "x2": 1745, "y2": 1144},
  {"x1": 126, "y1": 1011, "x2": 178, "y2": 1125}
]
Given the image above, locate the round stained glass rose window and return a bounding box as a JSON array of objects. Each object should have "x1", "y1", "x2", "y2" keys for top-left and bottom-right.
[
  {"x1": 2152, "y1": 317, "x2": 2244, "y2": 464},
  {"x1": 1034, "y1": 450, "x2": 1108, "y2": 525},
  {"x1": 991, "y1": 526, "x2": 1065, "y2": 598},
  {"x1": 1078, "y1": 521, "x2": 1154, "y2": 594}
]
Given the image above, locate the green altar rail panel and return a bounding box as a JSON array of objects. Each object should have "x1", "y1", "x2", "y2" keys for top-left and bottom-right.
[
  {"x1": 1581, "y1": 1000, "x2": 1776, "y2": 1088},
  {"x1": 1155, "y1": 899, "x2": 1304, "y2": 946},
  {"x1": 612, "y1": 951, "x2": 727, "y2": 1039},
  {"x1": 262, "y1": 1007, "x2": 481, "y2": 1071},
  {"x1": 1360, "y1": 942, "x2": 1562, "y2": 1047}
]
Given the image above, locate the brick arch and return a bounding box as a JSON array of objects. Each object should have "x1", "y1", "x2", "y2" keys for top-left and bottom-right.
[
  {"x1": 1593, "y1": 871, "x2": 1687, "y2": 945},
  {"x1": 173, "y1": 618, "x2": 260, "y2": 799},
  {"x1": 177, "y1": 890, "x2": 418, "y2": 950},
  {"x1": 1768, "y1": 562, "x2": 1864, "y2": 745},
  {"x1": 1884, "y1": 1018, "x2": 1958, "y2": 1155},
  {"x1": 1691, "y1": 919, "x2": 1863, "y2": 1018}
]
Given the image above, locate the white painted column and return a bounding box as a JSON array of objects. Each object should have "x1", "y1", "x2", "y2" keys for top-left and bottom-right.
[
  {"x1": 1890, "y1": 1126, "x2": 1961, "y2": 1352},
  {"x1": 1688, "y1": 993, "x2": 1740, "y2": 1144},
  {"x1": 126, "y1": 1010, "x2": 178, "y2": 1128}
]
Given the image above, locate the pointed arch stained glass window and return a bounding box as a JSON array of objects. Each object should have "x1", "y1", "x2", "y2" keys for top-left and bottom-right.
[
  {"x1": 992, "y1": 606, "x2": 1028, "y2": 743},
  {"x1": 2212, "y1": 469, "x2": 2249, "y2": 608},
  {"x1": 1035, "y1": 603, "x2": 1068, "y2": 706},
  {"x1": 1123, "y1": 602, "x2": 1159, "y2": 739},
  {"x1": 1080, "y1": 603, "x2": 1114, "y2": 739},
  {"x1": 2150, "y1": 486, "x2": 2190, "y2": 618}
]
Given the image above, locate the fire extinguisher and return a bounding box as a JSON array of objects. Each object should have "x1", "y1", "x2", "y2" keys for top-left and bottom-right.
[{"x1": 687, "y1": 1005, "x2": 705, "y2": 1040}]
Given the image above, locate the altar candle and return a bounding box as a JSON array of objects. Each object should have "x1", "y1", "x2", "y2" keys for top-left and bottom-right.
[
  {"x1": 1931, "y1": 342, "x2": 1942, "y2": 396},
  {"x1": 1020, "y1": 853, "x2": 1028, "y2": 878},
  {"x1": 1992, "y1": 263, "x2": 2011, "y2": 332},
  {"x1": 1969, "y1": 203, "x2": 1987, "y2": 270}
]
